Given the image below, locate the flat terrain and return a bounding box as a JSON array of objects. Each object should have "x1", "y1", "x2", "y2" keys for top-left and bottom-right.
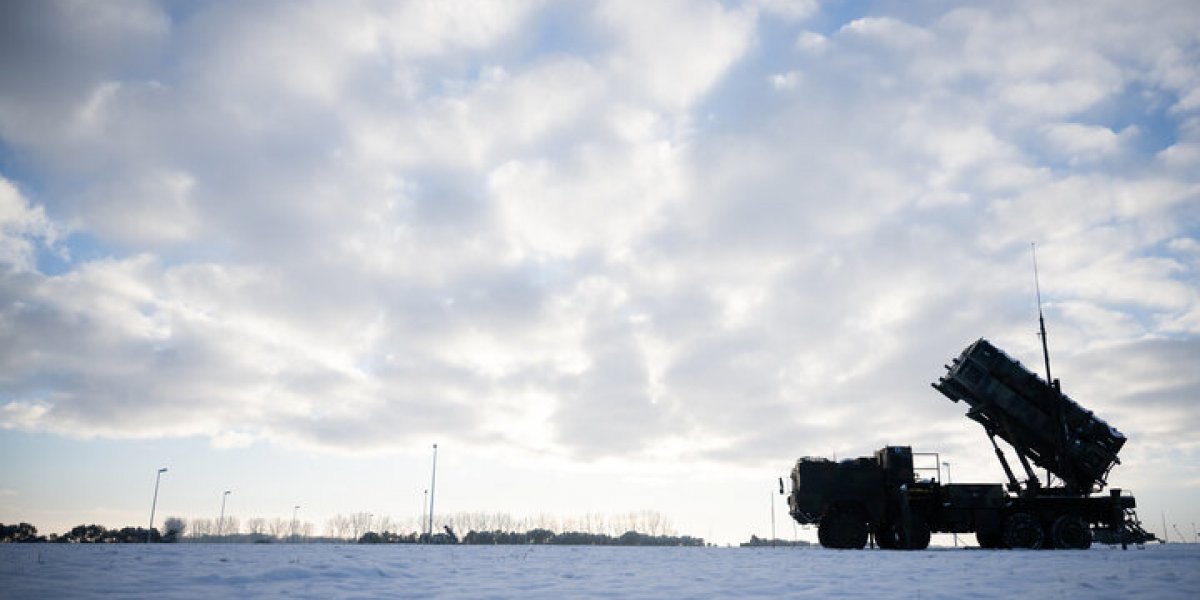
[{"x1": 2, "y1": 543, "x2": 1197, "y2": 598}]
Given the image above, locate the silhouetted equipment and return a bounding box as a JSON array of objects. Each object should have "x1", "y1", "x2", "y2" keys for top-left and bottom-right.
[
  {"x1": 784, "y1": 338, "x2": 1154, "y2": 549},
  {"x1": 934, "y1": 339, "x2": 1125, "y2": 496}
]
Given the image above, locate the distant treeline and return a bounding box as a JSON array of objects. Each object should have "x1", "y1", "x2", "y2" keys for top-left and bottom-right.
[
  {"x1": 0, "y1": 523, "x2": 176, "y2": 543},
  {"x1": 3, "y1": 510, "x2": 699, "y2": 546},
  {"x1": 1, "y1": 522, "x2": 705, "y2": 547},
  {"x1": 359, "y1": 528, "x2": 705, "y2": 546},
  {"x1": 739, "y1": 535, "x2": 810, "y2": 547}
]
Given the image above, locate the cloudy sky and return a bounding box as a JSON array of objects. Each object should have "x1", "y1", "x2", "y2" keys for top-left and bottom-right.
[{"x1": 2, "y1": 0, "x2": 1198, "y2": 545}]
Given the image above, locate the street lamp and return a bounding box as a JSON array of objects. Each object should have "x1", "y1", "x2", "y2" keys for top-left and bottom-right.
[
  {"x1": 292, "y1": 505, "x2": 301, "y2": 543},
  {"x1": 218, "y1": 490, "x2": 231, "y2": 540},
  {"x1": 428, "y1": 443, "x2": 438, "y2": 540},
  {"x1": 770, "y1": 488, "x2": 777, "y2": 548},
  {"x1": 148, "y1": 467, "x2": 168, "y2": 543},
  {"x1": 943, "y1": 462, "x2": 957, "y2": 548}
]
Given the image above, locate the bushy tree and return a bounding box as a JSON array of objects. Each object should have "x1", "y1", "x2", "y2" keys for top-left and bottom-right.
[
  {"x1": 163, "y1": 517, "x2": 187, "y2": 541},
  {"x1": 527, "y1": 528, "x2": 555, "y2": 544},
  {"x1": 0, "y1": 522, "x2": 43, "y2": 543},
  {"x1": 63, "y1": 524, "x2": 107, "y2": 543}
]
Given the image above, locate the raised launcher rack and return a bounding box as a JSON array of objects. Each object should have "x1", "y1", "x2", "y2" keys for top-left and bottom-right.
[{"x1": 933, "y1": 338, "x2": 1125, "y2": 496}]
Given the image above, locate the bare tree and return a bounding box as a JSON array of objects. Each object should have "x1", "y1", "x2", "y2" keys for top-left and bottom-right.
[
  {"x1": 191, "y1": 518, "x2": 214, "y2": 538},
  {"x1": 532, "y1": 513, "x2": 558, "y2": 532},
  {"x1": 493, "y1": 512, "x2": 514, "y2": 532},
  {"x1": 221, "y1": 516, "x2": 241, "y2": 537},
  {"x1": 643, "y1": 511, "x2": 663, "y2": 536},
  {"x1": 326, "y1": 514, "x2": 350, "y2": 540},
  {"x1": 245, "y1": 518, "x2": 267, "y2": 536},
  {"x1": 399, "y1": 516, "x2": 419, "y2": 533},
  {"x1": 375, "y1": 515, "x2": 398, "y2": 534},
  {"x1": 267, "y1": 517, "x2": 290, "y2": 539},
  {"x1": 348, "y1": 512, "x2": 372, "y2": 539}
]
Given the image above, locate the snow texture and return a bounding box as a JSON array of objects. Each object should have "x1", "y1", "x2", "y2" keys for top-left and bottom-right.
[{"x1": 2, "y1": 544, "x2": 1199, "y2": 598}]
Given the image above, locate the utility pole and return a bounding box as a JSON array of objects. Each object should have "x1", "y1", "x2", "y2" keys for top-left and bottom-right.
[
  {"x1": 148, "y1": 467, "x2": 167, "y2": 543},
  {"x1": 428, "y1": 444, "x2": 438, "y2": 541},
  {"x1": 770, "y1": 489, "x2": 776, "y2": 548},
  {"x1": 218, "y1": 490, "x2": 231, "y2": 540},
  {"x1": 292, "y1": 505, "x2": 300, "y2": 543}
]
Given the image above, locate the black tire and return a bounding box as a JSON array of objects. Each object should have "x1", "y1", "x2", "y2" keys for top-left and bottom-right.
[
  {"x1": 1051, "y1": 514, "x2": 1092, "y2": 550},
  {"x1": 905, "y1": 518, "x2": 931, "y2": 550},
  {"x1": 818, "y1": 510, "x2": 869, "y2": 549},
  {"x1": 874, "y1": 523, "x2": 897, "y2": 549},
  {"x1": 874, "y1": 519, "x2": 930, "y2": 550},
  {"x1": 975, "y1": 531, "x2": 1004, "y2": 549},
  {"x1": 1002, "y1": 512, "x2": 1044, "y2": 549},
  {"x1": 892, "y1": 518, "x2": 931, "y2": 550}
]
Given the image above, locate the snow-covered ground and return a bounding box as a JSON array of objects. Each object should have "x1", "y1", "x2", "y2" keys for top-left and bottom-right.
[{"x1": 2, "y1": 543, "x2": 1198, "y2": 599}]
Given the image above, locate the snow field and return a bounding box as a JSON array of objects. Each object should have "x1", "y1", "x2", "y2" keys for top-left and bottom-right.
[{"x1": 1, "y1": 543, "x2": 1198, "y2": 599}]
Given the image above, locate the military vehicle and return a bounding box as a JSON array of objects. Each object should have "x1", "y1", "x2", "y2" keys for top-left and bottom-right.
[{"x1": 783, "y1": 338, "x2": 1153, "y2": 549}]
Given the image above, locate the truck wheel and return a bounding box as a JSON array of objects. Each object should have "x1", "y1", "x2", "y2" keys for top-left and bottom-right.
[
  {"x1": 890, "y1": 518, "x2": 931, "y2": 550},
  {"x1": 1002, "y1": 512, "x2": 1044, "y2": 549},
  {"x1": 874, "y1": 523, "x2": 897, "y2": 549},
  {"x1": 818, "y1": 511, "x2": 868, "y2": 549},
  {"x1": 904, "y1": 518, "x2": 931, "y2": 550},
  {"x1": 975, "y1": 531, "x2": 1004, "y2": 549},
  {"x1": 1051, "y1": 514, "x2": 1092, "y2": 550}
]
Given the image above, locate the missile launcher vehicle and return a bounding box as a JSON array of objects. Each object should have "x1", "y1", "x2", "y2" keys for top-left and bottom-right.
[{"x1": 784, "y1": 338, "x2": 1153, "y2": 550}]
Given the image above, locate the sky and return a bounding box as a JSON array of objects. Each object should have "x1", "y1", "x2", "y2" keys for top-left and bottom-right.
[{"x1": 1, "y1": 0, "x2": 1198, "y2": 546}]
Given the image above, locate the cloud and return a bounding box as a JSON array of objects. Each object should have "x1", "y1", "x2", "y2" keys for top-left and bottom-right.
[
  {"x1": 0, "y1": 177, "x2": 60, "y2": 272},
  {"x1": 0, "y1": 0, "x2": 1197, "y2": 475},
  {"x1": 597, "y1": 0, "x2": 756, "y2": 111},
  {"x1": 1041, "y1": 123, "x2": 1132, "y2": 164}
]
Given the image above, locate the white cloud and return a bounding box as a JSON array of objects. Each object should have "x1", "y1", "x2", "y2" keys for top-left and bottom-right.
[
  {"x1": 0, "y1": 177, "x2": 58, "y2": 272},
  {"x1": 0, "y1": 0, "x2": 1197, "y2": 477},
  {"x1": 489, "y1": 138, "x2": 685, "y2": 259},
  {"x1": 1041, "y1": 123, "x2": 1134, "y2": 165},
  {"x1": 597, "y1": 0, "x2": 756, "y2": 111},
  {"x1": 838, "y1": 16, "x2": 932, "y2": 49},
  {"x1": 748, "y1": 0, "x2": 818, "y2": 21},
  {"x1": 793, "y1": 30, "x2": 827, "y2": 53},
  {"x1": 768, "y1": 71, "x2": 802, "y2": 91}
]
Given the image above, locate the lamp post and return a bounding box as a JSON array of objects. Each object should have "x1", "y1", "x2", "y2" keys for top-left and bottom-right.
[
  {"x1": 428, "y1": 443, "x2": 438, "y2": 540},
  {"x1": 148, "y1": 467, "x2": 168, "y2": 543},
  {"x1": 770, "y1": 488, "x2": 777, "y2": 548},
  {"x1": 422, "y1": 489, "x2": 428, "y2": 539},
  {"x1": 942, "y1": 462, "x2": 957, "y2": 547},
  {"x1": 292, "y1": 505, "x2": 300, "y2": 543},
  {"x1": 218, "y1": 490, "x2": 231, "y2": 540}
]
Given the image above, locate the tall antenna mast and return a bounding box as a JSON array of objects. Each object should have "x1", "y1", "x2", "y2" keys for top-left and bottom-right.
[
  {"x1": 1031, "y1": 243, "x2": 1053, "y2": 386},
  {"x1": 1032, "y1": 243, "x2": 1073, "y2": 491}
]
